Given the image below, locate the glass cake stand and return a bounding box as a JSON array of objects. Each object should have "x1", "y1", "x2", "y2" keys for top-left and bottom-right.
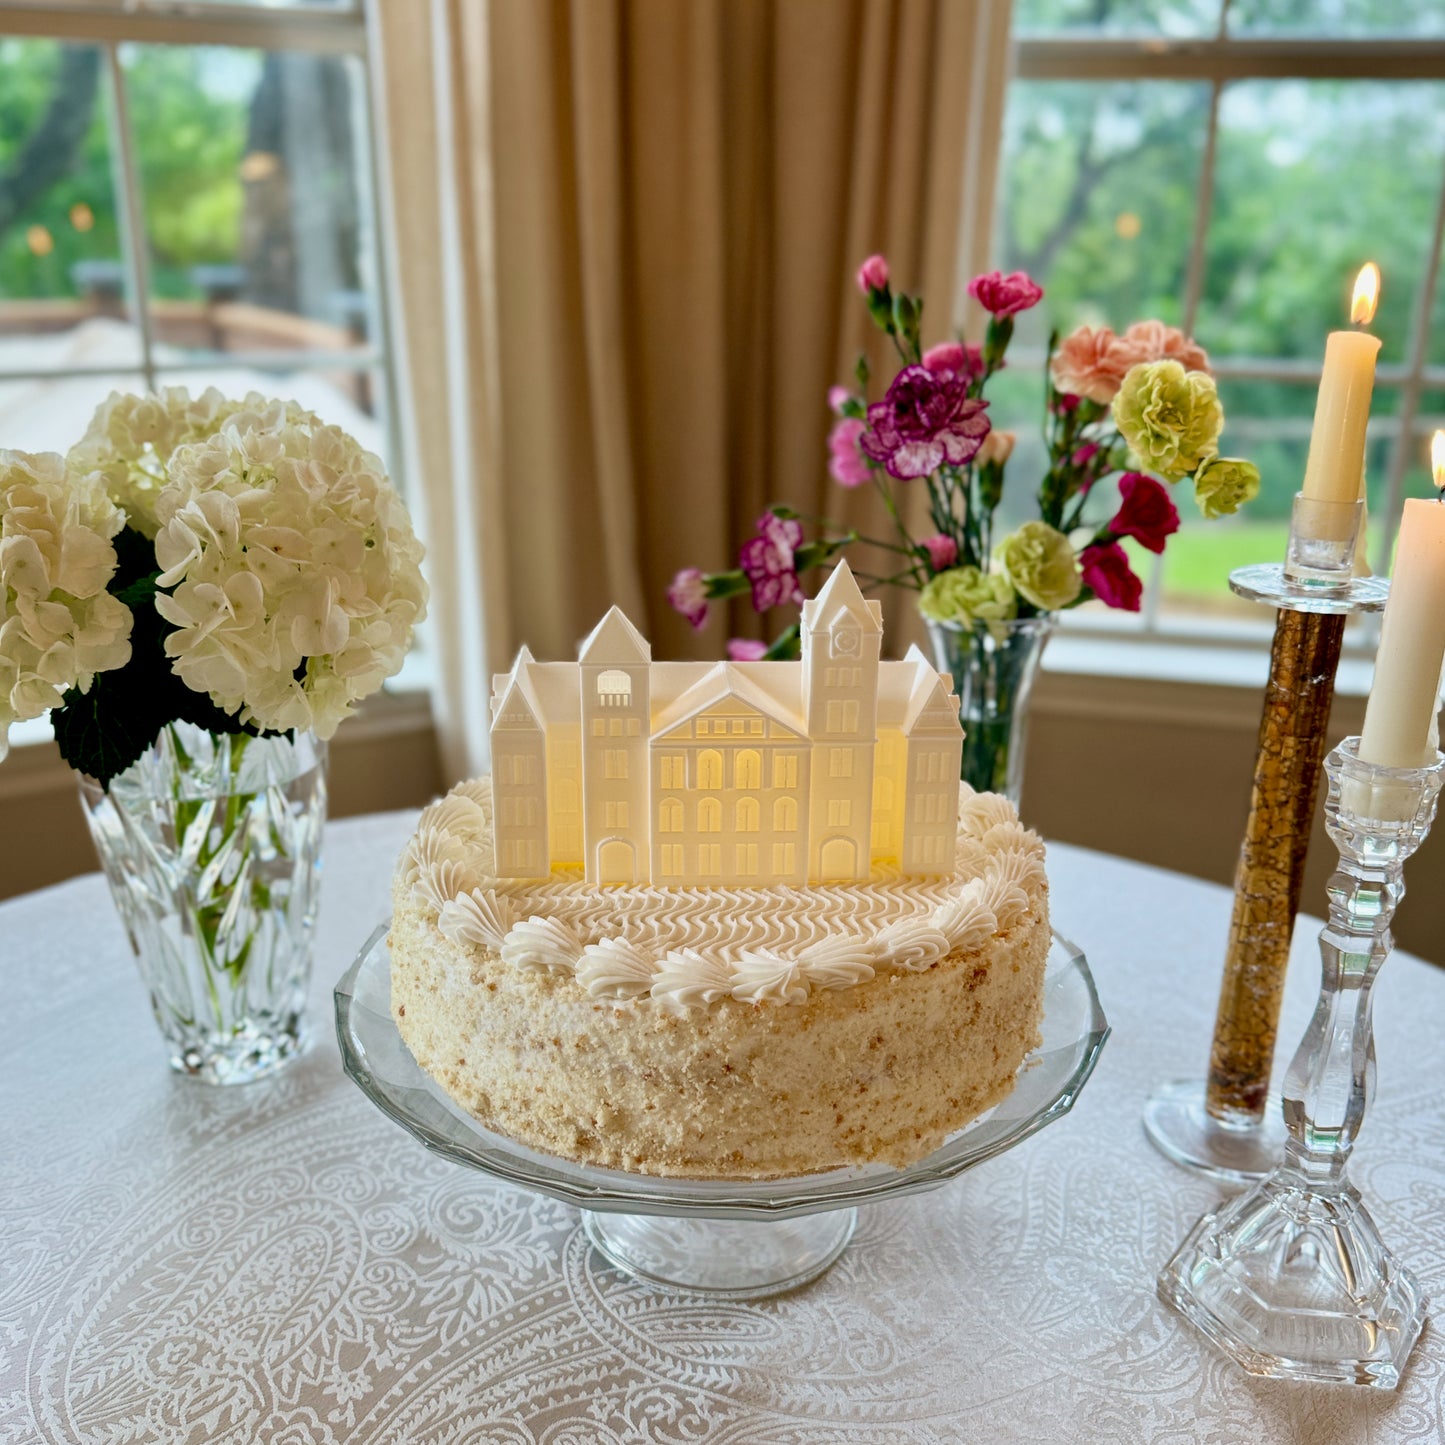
[{"x1": 334, "y1": 925, "x2": 1109, "y2": 1300}]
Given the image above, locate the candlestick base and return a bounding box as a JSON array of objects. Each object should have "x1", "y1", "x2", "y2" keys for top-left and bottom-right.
[
  {"x1": 1141, "y1": 1079, "x2": 1285, "y2": 1184},
  {"x1": 1228, "y1": 563, "x2": 1389, "y2": 614},
  {"x1": 1158, "y1": 1170, "x2": 1426, "y2": 1389}
]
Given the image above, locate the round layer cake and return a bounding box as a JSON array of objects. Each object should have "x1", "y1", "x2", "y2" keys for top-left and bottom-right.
[{"x1": 389, "y1": 778, "x2": 1051, "y2": 1180}]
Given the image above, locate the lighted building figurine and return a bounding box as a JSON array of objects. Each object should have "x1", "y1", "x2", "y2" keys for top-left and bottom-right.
[{"x1": 490, "y1": 562, "x2": 965, "y2": 886}]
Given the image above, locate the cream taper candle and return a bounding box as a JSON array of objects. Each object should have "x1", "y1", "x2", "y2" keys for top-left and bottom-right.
[{"x1": 1359, "y1": 462, "x2": 1445, "y2": 769}]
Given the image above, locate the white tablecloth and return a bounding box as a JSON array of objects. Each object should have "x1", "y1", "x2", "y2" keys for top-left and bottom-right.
[{"x1": 4, "y1": 812, "x2": 1445, "y2": 1444}]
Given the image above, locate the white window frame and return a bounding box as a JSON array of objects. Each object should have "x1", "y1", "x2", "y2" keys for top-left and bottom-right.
[{"x1": 1005, "y1": 12, "x2": 1445, "y2": 668}]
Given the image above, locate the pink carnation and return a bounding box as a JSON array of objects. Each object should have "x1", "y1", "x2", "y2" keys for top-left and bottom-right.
[
  {"x1": 967, "y1": 269, "x2": 1043, "y2": 318},
  {"x1": 667, "y1": 567, "x2": 709, "y2": 630},
  {"x1": 922, "y1": 341, "x2": 984, "y2": 381},
  {"x1": 1051, "y1": 325, "x2": 1126, "y2": 404},
  {"x1": 856, "y1": 254, "x2": 889, "y2": 294},
  {"x1": 727, "y1": 638, "x2": 769, "y2": 662},
  {"x1": 828, "y1": 385, "x2": 854, "y2": 415},
  {"x1": 828, "y1": 416, "x2": 872, "y2": 487},
  {"x1": 859, "y1": 364, "x2": 991, "y2": 480},
  {"x1": 921, "y1": 533, "x2": 958, "y2": 571},
  {"x1": 739, "y1": 512, "x2": 806, "y2": 612},
  {"x1": 1080, "y1": 542, "x2": 1142, "y2": 613}
]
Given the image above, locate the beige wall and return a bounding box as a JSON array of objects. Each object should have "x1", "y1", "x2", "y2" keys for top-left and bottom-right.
[{"x1": 3, "y1": 675, "x2": 1440, "y2": 966}]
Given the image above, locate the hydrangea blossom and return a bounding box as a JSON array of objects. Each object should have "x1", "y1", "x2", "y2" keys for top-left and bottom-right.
[
  {"x1": 152, "y1": 405, "x2": 428, "y2": 739},
  {"x1": 68, "y1": 387, "x2": 319, "y2": 538},
  {"x1": 0, "y1": 451, "x2": 132, "y2": 760}
]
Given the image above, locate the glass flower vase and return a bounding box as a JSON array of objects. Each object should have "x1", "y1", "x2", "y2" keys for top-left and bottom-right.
[
  {"x1": 926, "y1": 614, "x2": 1056, "y2": 804},
  {"x1": 78, "y1": 722, "x2": 327, "y2": 1084}
]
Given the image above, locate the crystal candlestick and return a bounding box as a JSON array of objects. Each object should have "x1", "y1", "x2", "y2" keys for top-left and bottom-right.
[
  {"x1": 1143, "y1": 492, "x2": 1390, "y2": 1184},
  {"x1": 1158, "y1": 739, "x2": 1445, "y2": 1389}
]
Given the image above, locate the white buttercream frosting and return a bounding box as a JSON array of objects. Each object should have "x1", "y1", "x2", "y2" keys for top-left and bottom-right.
[
  {"x1": 575, "y1": 937, "x2": 658, "y2": 998},
  {"x1": 438, "y1": 888, "x2": 514, "y2": 950},
  {"x1": 730, "y1": 950, "x2": 809, "y2": 1005},
  {"x1": 501, "y1": 915, "x2": 583, "y2": 974},
  {"x1": 402, "y1": 777, "x2": 1046, "y2": 1005}
]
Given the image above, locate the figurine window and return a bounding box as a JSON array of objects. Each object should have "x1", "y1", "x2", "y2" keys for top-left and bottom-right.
[
  {"x1": 698, "y1": 750, "x2": 723, "y2": 789},
  {"x1": 604, "y1": 800, "x2": 629, "y2": 828},
  {"x1": 736, "y1": 797, "x2": 759, "y2": 832},
  {"x1": 698, "y1": 843, "x2": 722, "y2": 874},
  {"x1": 604, "y1": 749, "x2": 628, "y2": 780},
  {"x1": 659, "y1": 798, "x2": 683, "y2": 832},
  {"x1": 698, "y1": 797, "x2": 722, "y2": 832},
  {"x1": 827, "y1": 798, "x2": 852, "y2": 826},
  {"x1": 825, "y1": 700, "x2": 859, "y2": 733},
  {"x1": 828, "y1": 748, "x2": 854, "y2": 779},
  {"x1": 659, "y1": 755, "x2": 685, "y2": 789},
  {"x1": 735, "y1": 843, "x2": 759, "y2": 875},
  {"x1": 773, "y1": 754, "x2": 798, "y2": 789},
  {"x1": 597, "y1": 669, "x2": 631, "y2": 706},
  {"x1": 772, "y1": 842, "x2": 796, "y2": 874},
  {"x1": 774, "y1": 796, "x2": 798, "y2": 832},
  {"x1": 736, "y1": 749, "x2": 761, "y2": 789},
  {"x1": 660, "y1": 844, "x2": 684, "y2": 875}
]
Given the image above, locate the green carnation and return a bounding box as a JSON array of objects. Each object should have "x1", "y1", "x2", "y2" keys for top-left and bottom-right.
[
  {"x1": 1112, "y1": 360, "x2": 1223, "y2": 481},
  {"x1": 995, "y1": 521, "x2": 1081, "y2": 612},
  {"x1": 1193, "y1": 455, "x2": 1261, "y2": 519},
  {"x1": 918, "y1": 566, "x2": 1018, "y2": 627}
]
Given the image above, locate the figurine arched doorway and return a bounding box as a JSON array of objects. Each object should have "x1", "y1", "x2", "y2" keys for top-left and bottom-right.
[
  {"x1": 818, "y1": 836, "x2": 857, "y2": 881},
  {"x1": 597, "y1": 837, "x2": 637, "y2": 885}
]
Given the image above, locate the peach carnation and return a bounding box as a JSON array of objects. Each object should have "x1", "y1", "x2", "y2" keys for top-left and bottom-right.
[
  {"x1": 1113, "y1": 320, "x2": 1210, "y2": 377},
  {"x1": 1051, "y1": 326, "x2": 1126, "y2": 404}
]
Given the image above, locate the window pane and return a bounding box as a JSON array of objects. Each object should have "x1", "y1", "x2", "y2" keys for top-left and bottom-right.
[
  {"x1": 1228, "y1": 0, "x2": 1445, "y2": 37},
  {"x1": 125, "y1": 45, "x2": 377, "y2": 362},
  {"x1": 1196, "y1": 81, "x2": 1445, "y2": 367},
  {"x1": 994, "y1": 81, "x2": 1210, "y2": 351},
  {"x1": 0, "y1": 371, "x2": 145, "y2": 453},
  {"x1": 1014, "y1": 0, "x2": 1221, "y2": 36},
  {"x1": 0, "y1": 39, "x2": 142, "y2": 370}
]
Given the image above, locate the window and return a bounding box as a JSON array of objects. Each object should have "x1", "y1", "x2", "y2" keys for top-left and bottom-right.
[
  {"x1": 698, "y1": 797, "x2": 722, "y2": 832},
  {"x1": 736, "y1": 749, "x2": 761, "y2": 789},
  {"x1": 0, "y1": 15, "x2": 399, "y2": 471},
  {"x1": 659, "y1": 754, "x2": 685, "y2": 789},
  {"x1": 609, "y1": 718, "x2": 624, "y2": 736},
  {"x1": 698, "y1": 843, "x2": 721, "y2": 875},
  {"x1": 660, "y1": 843, "x2": 684, "y2": 875},
  {"x1": 774, "y1": 796, "x2": 798, "y2": 831},
  {"x1": 659, "y1": 798, "x2": 683, "y2": 832},
  {"x1": 732, "y1": 719, "x2": 746, "y2": 734},
  {"x1": 828, "y1": 748, "x2": 854, "y2": 779},
  {"x1": 627, "y1": 718, "x2": 640, "y2": 736},
  {"x1": 996, "y1": 7, "x2": 1445, "y2": 657},
  {"x1": 736, "y1": 797, "x2": 759, "y2": 832},
  {"x1": 503, "y1": 753, "x2": 535, "y2": 786},
  {"x1": 772, "y1": 842, "x2": 796, "y2": 874},
  {"x1": 914, "y1": 750, "x2": 943, "y2": 783},
  {"x1": 734, "y1": 843, "x2": 758, "y2": 875},
  {"x1": 597, "y1": 669, "x2": 631, "y2": 705},
  {"x1": 604, "y1": 800, "x2": 629, "y2": 828},
  {"x1": 825, "y1": 700, "x2": 859, "y2": 733},
  {"x1": 604, "y1": 749, "x2": 628, "y2": 780},
  {"x1": 773, "y1": 753, "x2": 798, "y2": 788},
  {"x1": 827, "y1": 799, "x2": 852, "y2": 827},
  {"x1": 592, "y1": 719, "x2": 606, "y2": 737},
  {"x1": 697, "y1": 749, "x2": 723, "y2": 789}
]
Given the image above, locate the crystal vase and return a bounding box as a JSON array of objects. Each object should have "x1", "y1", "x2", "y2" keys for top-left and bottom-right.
[
  {"x1": 1158, "y1": 738, "x2": 1445, "y2": 1388},
  {"x1": 78, "y1": 722, "x2": 327, "y2": 1084},
  {"x1": 926, "y1": 614, "x2": 1055, "y2": 803}
]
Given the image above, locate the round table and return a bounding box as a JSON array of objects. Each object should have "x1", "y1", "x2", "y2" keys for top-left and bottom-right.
[{"x1": 4, "y1": 812, "x2": 1444, "y2": 1444}]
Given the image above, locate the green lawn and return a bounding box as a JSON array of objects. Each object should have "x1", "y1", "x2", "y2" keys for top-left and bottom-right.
[{"x1": 1159, "y1": 520, "x2": 1291, "y2": 602}]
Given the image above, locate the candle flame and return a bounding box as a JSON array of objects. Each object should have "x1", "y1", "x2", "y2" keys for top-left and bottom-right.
[
  {"x1": 1351, "y1": 262, "x2": 1380, "y2": 325},
  {"x1": 1433, "y1": 430, "x2": 1445, "y2": 493}
]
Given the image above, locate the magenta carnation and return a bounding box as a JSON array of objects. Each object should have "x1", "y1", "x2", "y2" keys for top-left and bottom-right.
[
  {"x1": 828, "y1": 416, "x2": 872, "y2": 487},
  {"x1": 727, "y1": 638, "x2": 769, "y2": 661},
  {"x1": 922, "y1": 340, "x2": 985, "y2": 381},
  {"x1": 739, "y1": 512, "x2": 806, "y2": 612},
  {"x1": 1110, "y1": 472, "x2": 1179, "y2": 555},
  {"x1": 921, "y1": 533, "x2": 958, "y2": 572},
  {"x1": 828, "y1": 385, "x2": 854, "y2": 415},
  {"x1": 856, "y1": 254, "x2": 889, "y2": 294},
  {"x1": 1080, "y1": 542, "x2": 1142, "y2": 612},
  {"x1": 967, "y1": 269, "x2": 1044, "y2": 318},
  {"x1": 859, "y1": 365, "x2": 991, "y2": 480},
  {"x1": 667, "y1": 567, "x2": 710, "y2": 629}
]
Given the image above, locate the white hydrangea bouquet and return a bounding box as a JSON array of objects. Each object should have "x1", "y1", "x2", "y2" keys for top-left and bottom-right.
[{"x1": 1, "y1": 389, "x2": 427, "y2": 1082}]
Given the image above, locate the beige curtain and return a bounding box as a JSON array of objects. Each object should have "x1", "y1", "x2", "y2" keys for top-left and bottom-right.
[{"x1": 378, "y1": 0, "x2": 1013, "y2": 780}]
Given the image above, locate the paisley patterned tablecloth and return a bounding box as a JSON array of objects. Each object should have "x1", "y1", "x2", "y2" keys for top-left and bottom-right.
[{"x1": 4, "y1": 810, "x2": 1445, "y2": 1444}]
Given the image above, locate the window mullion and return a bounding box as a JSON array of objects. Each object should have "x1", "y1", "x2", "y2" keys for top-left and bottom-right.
[
  {"x1": 1372, "y1": 149, "x2": 1445, "y2": 574},
  {"x1": 104, "y1": 42, "x2": 156, "y2": 392}
]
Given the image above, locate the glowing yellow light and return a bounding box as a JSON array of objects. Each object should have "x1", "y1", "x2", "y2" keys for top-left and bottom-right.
[
  {"x1": 69, "y1": 202, "x2": 94, "y2": 232},
  {"x1": 1114, "y1": 211, "x2": 1142, "y2": 240},
  {"x1": 1351, "y1": 262, "x2": 1380, "y2": 326},
  {"x1": 239, "y1": 150, "x2": 281, "y2": 183},
  {"x1": 1432, "y1": 430, "x2": 1445, "y2": 493},
  {"x1": 26, "y1": 225, "x2": 53, "y2": 257}
]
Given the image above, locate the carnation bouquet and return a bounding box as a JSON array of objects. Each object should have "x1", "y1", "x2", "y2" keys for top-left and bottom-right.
[
  {"x1": 0, "y1": 389, "x2": 427, "y2": 1081},
  {"x1": 670, "y1": 255, "x2": 1259, "y2": 796}
]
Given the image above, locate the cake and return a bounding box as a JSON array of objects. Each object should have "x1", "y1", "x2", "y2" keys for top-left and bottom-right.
[{"x1": 388, "y1": 563, "x2": 1051, "y2": 1180}]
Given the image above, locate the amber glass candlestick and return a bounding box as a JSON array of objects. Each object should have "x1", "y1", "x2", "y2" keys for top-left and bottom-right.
[{"x1": 1144, "y1": 495, "x2": 1389, "y2": 1182}]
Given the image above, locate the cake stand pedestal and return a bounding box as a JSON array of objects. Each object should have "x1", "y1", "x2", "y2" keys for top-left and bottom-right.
[
  {"x1": 335, "y1": 926, "x2": 1108, "y2": 1299},
  {"x1": 1144, "y1": 534, "x2": 1389, "y2": 1185}
]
